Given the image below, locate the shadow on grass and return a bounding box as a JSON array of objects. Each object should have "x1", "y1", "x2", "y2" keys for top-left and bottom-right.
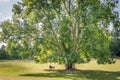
[{"x1": 20, "y1": 69, "x2": 120, "y2": 80}]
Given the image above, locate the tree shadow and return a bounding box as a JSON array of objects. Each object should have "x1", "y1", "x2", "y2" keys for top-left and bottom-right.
[{"x1": 20, "y1": 69, "x2": 120, "y2": 80}]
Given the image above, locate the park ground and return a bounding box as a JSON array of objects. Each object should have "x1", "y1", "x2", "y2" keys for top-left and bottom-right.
[{"x1": 0, "y1": 59, "x2": 120, "y2": 80}]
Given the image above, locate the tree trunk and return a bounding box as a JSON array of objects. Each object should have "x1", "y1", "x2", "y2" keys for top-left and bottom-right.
[{"x1": 65, "y1": 63, "x2": 75, "y2": 70}]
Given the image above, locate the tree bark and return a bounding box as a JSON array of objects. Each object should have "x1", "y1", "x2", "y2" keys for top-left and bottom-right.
[{"x1": 65, "y1": 63, "x2": 75, "y2": 70}]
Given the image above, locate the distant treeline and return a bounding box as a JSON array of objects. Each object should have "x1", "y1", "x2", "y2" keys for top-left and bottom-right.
[
  {"x1": 110, "y1": 28, "x2": 120, "y2": 57},
  {"x1": 0, "y1": 45, "x2": 20, "y2": 60},
  {"x1": 0, "y1": 45, "x2": 33, "y2": 60}
]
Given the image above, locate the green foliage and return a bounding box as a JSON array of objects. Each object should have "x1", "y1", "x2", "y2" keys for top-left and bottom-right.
[
  {"x1": 110, "y1": 27, "x2": 120, "y2": 57},
  {"x1": 0, "y1": 45, "x2": 9, "y2": 59},
  {"x1": 0, "y1": 45, "x2": 20, "y2": 60},
  {"x1": 0, "y1": 20, "x2": 37, "y2": 59},
  {"x1": 0, "y1": 0, "x2": 120, "y2": 69},
  {"x1": 12, "y1": 3, "x2": 22, "y2": 15}
]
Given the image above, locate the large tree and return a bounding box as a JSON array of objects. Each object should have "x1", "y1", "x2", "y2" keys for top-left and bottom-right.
[{"x1": 0, "y1": 0, "x2": 120, "y2": 70}]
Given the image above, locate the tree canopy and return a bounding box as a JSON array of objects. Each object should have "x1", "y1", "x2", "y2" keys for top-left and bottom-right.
[{"x1": 0, "y1": 0, "x2": 120, "y2": 70}]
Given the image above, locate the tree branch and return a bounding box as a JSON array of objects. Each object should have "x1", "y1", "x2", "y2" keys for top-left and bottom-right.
[
  {"x1": 45, "y1": 39, "x2": 63, "y2": 53},
  {"x1": 40, "y1": 4, "x2": 64, "y2": 52},
  {"x1": 62, "y1": 0, "x2": 70, "y2": 16}
]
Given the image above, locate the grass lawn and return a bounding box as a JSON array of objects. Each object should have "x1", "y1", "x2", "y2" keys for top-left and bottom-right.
[{"x1": 0, "y1": 59, "x2": 120, "y2": 80}]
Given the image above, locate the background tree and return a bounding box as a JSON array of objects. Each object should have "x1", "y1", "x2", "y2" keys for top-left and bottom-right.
[
  {"x1": 0, "y1": 45, "x2": 9, "y2": 60},
  {"x1": 0, "y1": 19, "x2": 36, "y2": 59},
  {"x1": 110, "y1": 27, "x2": 120, "y2": 57},
  {"x1": 0, "y1": 0, "x2": 120, "y2": 70}
]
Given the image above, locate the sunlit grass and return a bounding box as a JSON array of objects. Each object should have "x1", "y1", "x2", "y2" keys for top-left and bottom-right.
[{"x1": 0, "y1": 59, "x2": 120, "y2": 80}]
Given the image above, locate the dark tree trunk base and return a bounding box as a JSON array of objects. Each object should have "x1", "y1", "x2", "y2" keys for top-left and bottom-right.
[{"x1": 65, "y1": 63, "x2": 75, "y2": 70}]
